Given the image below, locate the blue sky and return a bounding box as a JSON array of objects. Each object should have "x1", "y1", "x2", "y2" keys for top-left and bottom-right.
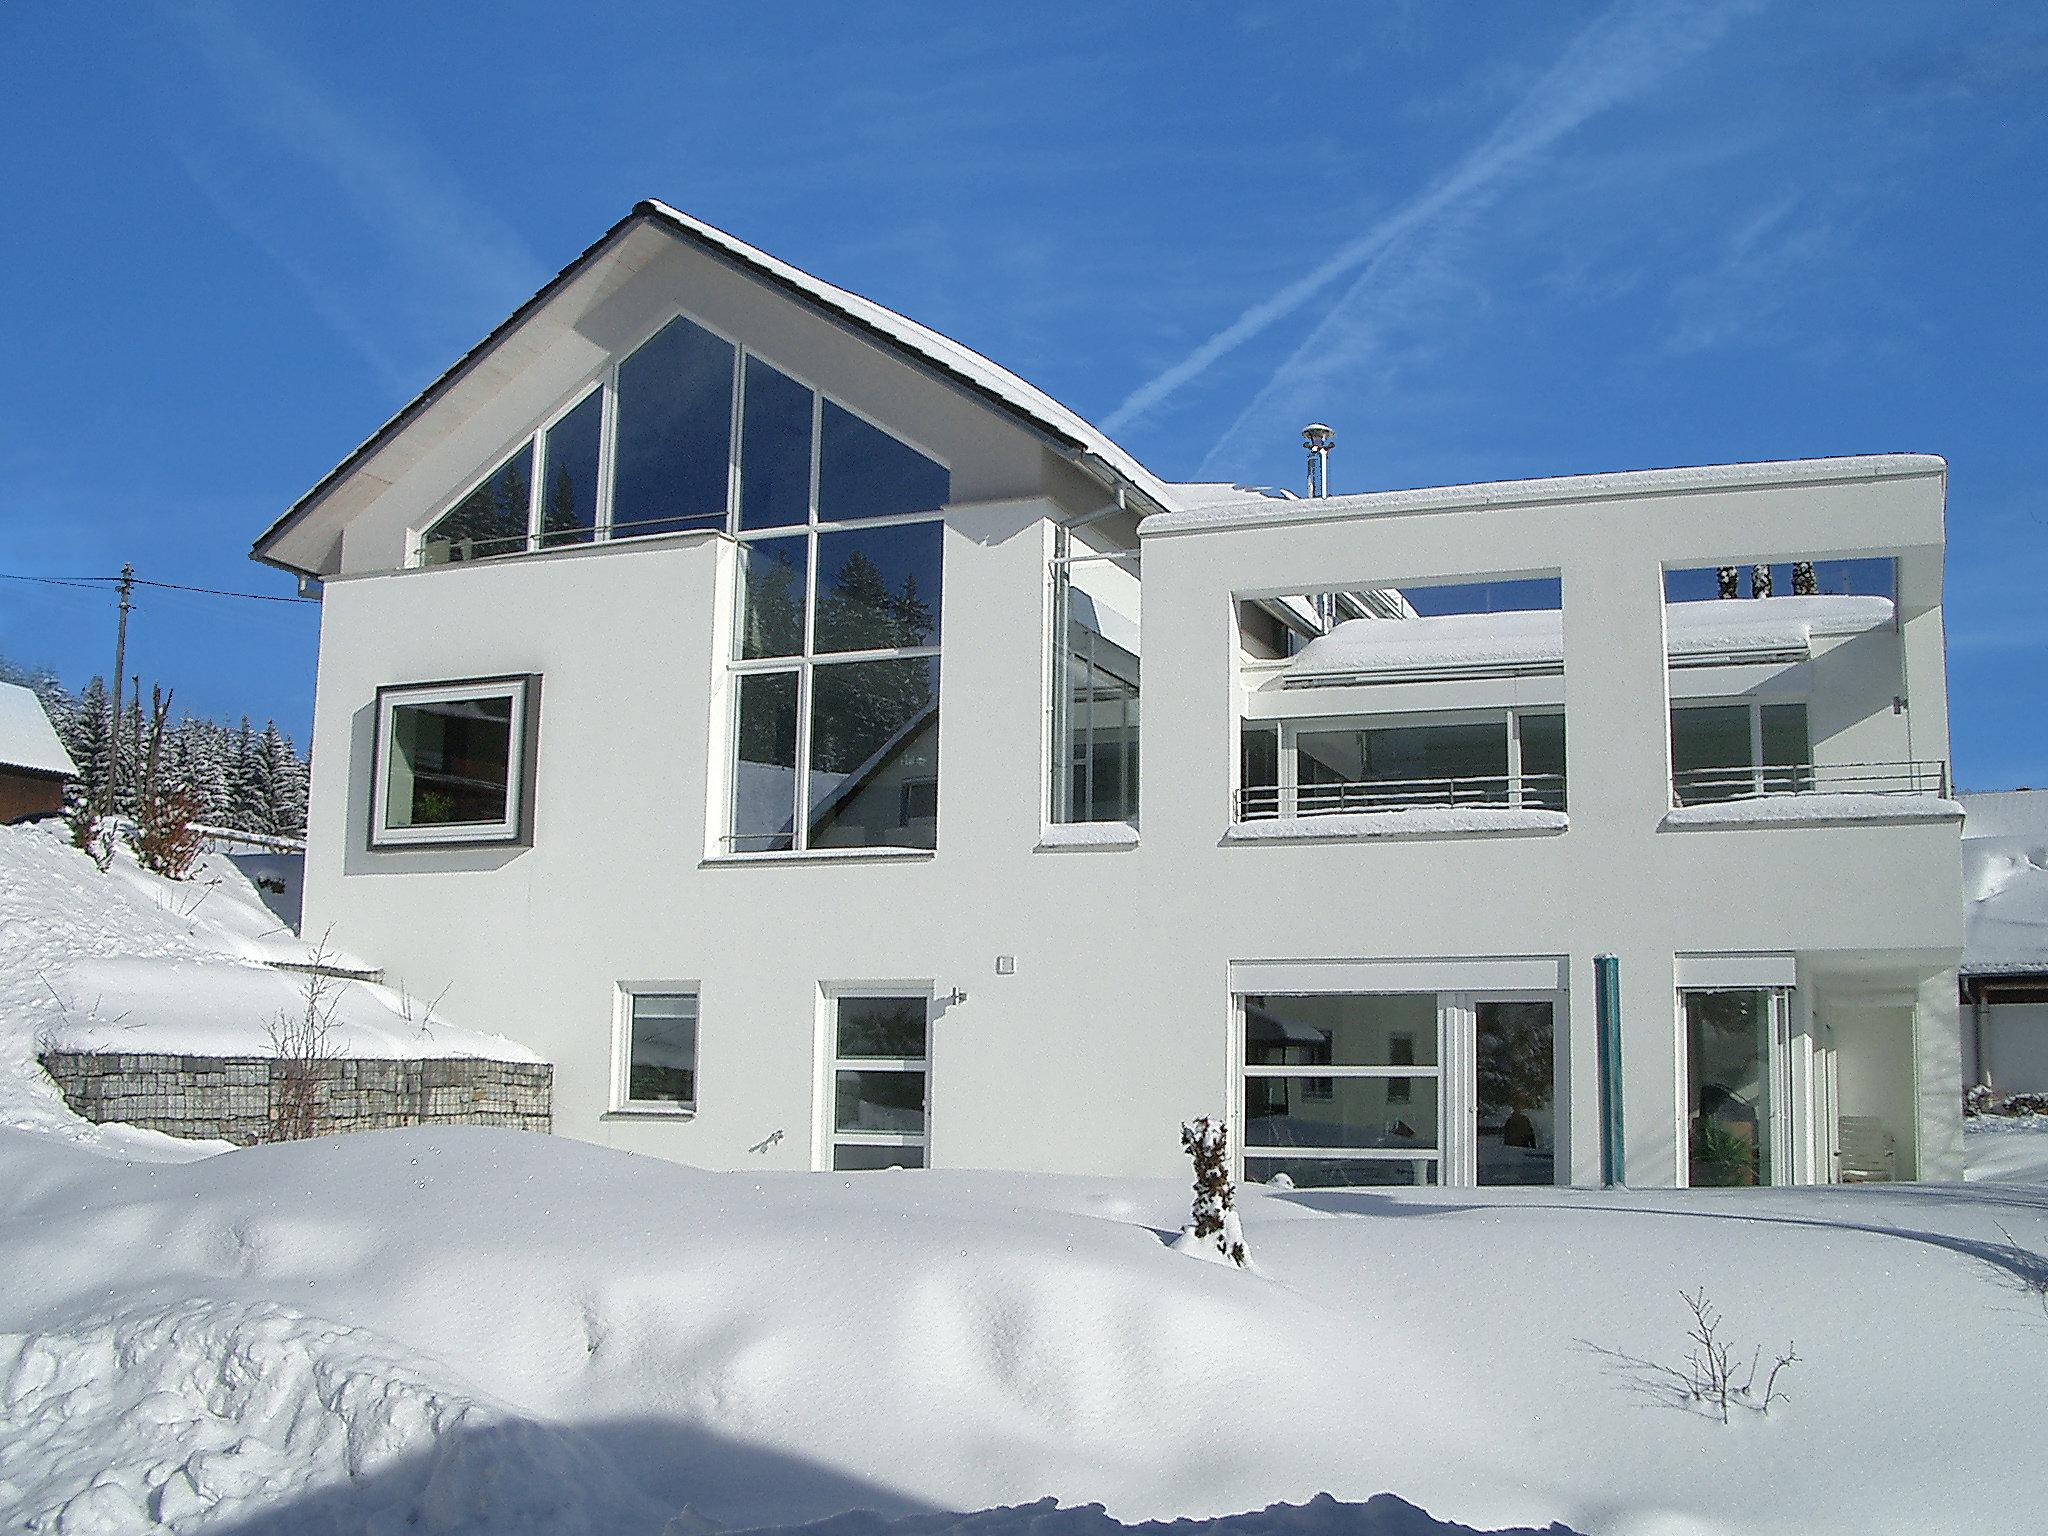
[{"x1": 3, "y1": 2, "x2": 2044, "y2": 787}]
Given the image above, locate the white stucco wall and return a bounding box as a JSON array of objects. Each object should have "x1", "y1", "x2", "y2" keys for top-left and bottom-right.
[{"x1": 298, "y1": 451, "x2": 1966, "y2": 1185}]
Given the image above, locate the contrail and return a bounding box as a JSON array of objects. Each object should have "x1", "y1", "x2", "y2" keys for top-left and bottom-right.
[{"x1": 1103, "y1": 1, "x2": 1753, "y2": 442}]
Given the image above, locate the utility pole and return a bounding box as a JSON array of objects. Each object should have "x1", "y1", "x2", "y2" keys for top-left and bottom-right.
[{"x1": 104, "y1": 563, "x2": 135, "y2": 815}]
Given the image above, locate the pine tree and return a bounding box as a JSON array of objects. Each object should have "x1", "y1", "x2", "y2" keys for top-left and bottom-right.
[
  {"x1": 67, "y1": 677, "x2": 113, "y2": 813},
  {"x1": 228, "y1": 717, "x2": 261, "y2": 833}
]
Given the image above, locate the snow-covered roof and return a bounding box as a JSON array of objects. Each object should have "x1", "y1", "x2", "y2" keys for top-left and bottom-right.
[
  {"x1": 1144, "y1": 454, "x2": 1949, "y2": 536},
  {"x1": 0, "y1": 682, "x2": 76, "y2": 778},
  {"x1": 1161, "y1": 482, "x2": 1297, "y2": 512},
  {"x1": 255, "y1": 201, "x2": 1181, "y2": 572},
  {"x1": 1963, "y1": 790, "x2": 2048, "y2": 977},
  {"x1": 1278, "y1": 594, "x2": 1896, "y2": 683}
]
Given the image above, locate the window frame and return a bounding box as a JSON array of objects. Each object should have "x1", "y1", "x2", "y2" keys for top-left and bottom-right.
[
  {"x1": 368, "y1": 674, "x2": 538, "y2": 849},
  {"x1": 819, "y1": 984, "x2": 935, "y2": 1170},
  {"x1": 1241, "y1": 708, "x2": 1565, "y2": 820},
  {"x1": 1669, "y1": 698, "x2": 1813, "y2": 804},
  {"x1": 610, "y1": 982, "x2": 702, "y2": 1116},
  {"x1": 408, "y1": 308, "x2": 953, "y2": 569}
]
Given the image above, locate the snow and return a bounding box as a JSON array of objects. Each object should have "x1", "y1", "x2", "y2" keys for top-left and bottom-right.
[
  {"x1": 0, "y1": 820, "x2": 535, "y2": 1154},
  {"x1": 1142, "y1": 454, "x2": 1947, "y2": 535},
  {"x1": 0, "y1": 681, "x2": 77, "y2": 777},
  {"x1": 2, "y1": 1126, "x2": 2045, "y2": 1534},
  {"x1": 1964, "y1": 1115, "x2": 2048, "y2": 1182},
  {"x1": 1225, "y1": 808, "x2": 1568, "y2": 841},
  {"x1": 1960, "y1": 791, "x2": 2048, "y2": 975},
  {"x1": 1661, "y1": 793, "x2": 1962, "y2": 828},
  {"x1": 1036, "y1": 822, "x2": 1141, "y2": 849},
  {"x1": 1280, "y1": 596, "x2": 1895, "y2": 682}
]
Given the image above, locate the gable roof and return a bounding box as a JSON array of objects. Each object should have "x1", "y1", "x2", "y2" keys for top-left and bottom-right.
[
  {"x1": 253, "y1": 201, "x2": 1173, "y2": 574},
  {"x1": 0, "y1": 682, "x2": 78, "y2": 779}
]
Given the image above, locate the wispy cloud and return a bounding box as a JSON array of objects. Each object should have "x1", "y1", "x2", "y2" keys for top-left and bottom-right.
[
  {"x1": 167, "y1": 1, "x2": 542, "y2": 386},
  {"x1": 1103, "y1": 1, "x2": 1754, "y2": 447}
]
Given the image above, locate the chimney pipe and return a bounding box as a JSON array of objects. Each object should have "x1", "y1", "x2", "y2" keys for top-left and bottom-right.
[{"x1": 1303, "y1": 422, "x2": 1335, "y2": 499}]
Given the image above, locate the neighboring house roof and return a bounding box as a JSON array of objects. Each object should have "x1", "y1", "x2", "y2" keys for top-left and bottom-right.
[
  {"x1": 1962, "y1": 790, "x2": 2048, "y2": 978},
  {"x1": 253, "y1": 201, "x2": 1178, "y2": 573},
  {"x1": 0, "y1": 682, "x2": 78, "y2": 778}
]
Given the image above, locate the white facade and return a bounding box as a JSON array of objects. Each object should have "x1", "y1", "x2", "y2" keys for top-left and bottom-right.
[{"x1": 258, "y1": 204, "x2": 1967, "y2": 1188}]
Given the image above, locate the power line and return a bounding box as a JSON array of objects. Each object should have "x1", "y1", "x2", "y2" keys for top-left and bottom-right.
[{"x1": 0, "y1": 570, "x2": 318, "y2": 605}]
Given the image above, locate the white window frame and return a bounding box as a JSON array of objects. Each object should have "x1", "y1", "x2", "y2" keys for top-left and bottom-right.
[
  {"x1": 1669, "y1": 700, "x2": 1812, "y2": 801},
  {"x1": 1235, "y1": 987, "x2": 1567, "y2": 1189},
  {"x1": 819, "y1": 984, "x2": 934, "y2": 1171},
  {"x1": 1677, "y1": 985, "x2": 1795, "y2": 1188},
  {"x1": 610, "y1": 982, "x2": 701, "y2": 1116},
  {"x1": 369, "y1": 676, "x2": 535, "y2": 848}
]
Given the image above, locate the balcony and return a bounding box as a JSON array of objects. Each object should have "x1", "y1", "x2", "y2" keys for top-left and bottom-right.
[
  {"x1": 1238, "y1": 772, "x2": 1567, "y2": 821},
  {"x1": 1670, "y1": 759, "x2": 1950, "y2": 808}
]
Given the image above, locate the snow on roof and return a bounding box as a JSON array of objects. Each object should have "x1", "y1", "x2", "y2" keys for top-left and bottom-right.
[
  {"x1": 0, "y1": 682, "x2": 76, "y2": 778},
  {"x1": 1144, "y1": 454, "x2": 1948, "y2": 536},
  {"x1": 1280, "y1": 594, "x2": 1896, "y2": 681},
  {"x1": 1962, "y1": 791, "x2": 2048, "y2": 977},
  {"x1": 636, "y1": 202, "x2": 1179, "y2": 513},
  {"x1": 1160, "y1": 482, "x2": 1297, "y2": 512}
]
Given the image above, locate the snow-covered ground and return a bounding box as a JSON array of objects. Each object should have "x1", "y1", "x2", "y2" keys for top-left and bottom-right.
[
  {"x1": 3, "y1": 819, "x2": 2047, "y2": 1535},
  {"x1": 1965, "y1": 1114, "x2": 2048, "y2": 1183}
]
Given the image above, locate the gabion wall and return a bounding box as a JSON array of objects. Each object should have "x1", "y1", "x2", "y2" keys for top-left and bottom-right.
[{"x1": 41, "y1": 1051, "x2": 552, "y2": 1145}]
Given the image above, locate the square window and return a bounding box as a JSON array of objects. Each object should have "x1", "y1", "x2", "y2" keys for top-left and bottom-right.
[
  {"x1": 372, "y1": 677, "x2": 535, "y2": 847},
  {"x1": 619, "y1": 990, "x2": 699, "y2": 1111}
]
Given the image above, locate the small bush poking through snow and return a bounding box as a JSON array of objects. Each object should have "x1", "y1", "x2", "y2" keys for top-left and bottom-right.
[
  {"x1": 1176, "y1": 1116, "x2": 1249, "y2": 1268},
  {"x1": 1584, "y1": 1289, "x2": 1797, "y2": 1424},
  {"x1": 1967, "y1": 1084, "x2": 2048, "y2": 1118},
  {"x1": 265, "y1": 961, "x2": 344, "y2": 1142}
]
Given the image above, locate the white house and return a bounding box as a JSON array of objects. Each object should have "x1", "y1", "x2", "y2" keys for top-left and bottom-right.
[
  {"x1": 1959, "y1": 789, "x2": 2048, "y2": 1096},
  {"x1": 253, "y1": 201, "x2": 1966, "y2": 1188}
]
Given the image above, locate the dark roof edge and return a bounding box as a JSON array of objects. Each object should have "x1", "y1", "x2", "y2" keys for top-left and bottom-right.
[{"x1": 252, "y1": 202, "x2": 1158, "y2": 575}]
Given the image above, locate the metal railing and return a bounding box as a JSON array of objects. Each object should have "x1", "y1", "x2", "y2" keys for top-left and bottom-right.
[
  {"x1": 1670, "y1": 759, "x2": 1949, "y2": 807},
  {"x1": 1237, "y1": 772, "x2": 1566, "y2": 821}
]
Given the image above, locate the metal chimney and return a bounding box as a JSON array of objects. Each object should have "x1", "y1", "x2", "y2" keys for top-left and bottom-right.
[{"x1": 1303, "y1": 422, "x2": 1335, "y2": 498}]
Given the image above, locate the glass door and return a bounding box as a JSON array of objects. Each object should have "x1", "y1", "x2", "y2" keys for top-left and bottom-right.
[
  {"x1": 827, "y1": 993, "x2": 930, "y2": 1170},
  {"x1": 1473, "y1": 998, "x2": 1559, "y2": 1186},
  {"x1": 1682, "y1": 988, "x2": 1789, "y2": 1186}
]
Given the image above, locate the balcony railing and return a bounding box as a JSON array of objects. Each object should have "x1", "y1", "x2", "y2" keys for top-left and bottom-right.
[
  {"x1": 1670, "y1": 759, "x2": 1949, "y2": 807},
  {"x1": 1238, "y1": 773, "x2": 1567, "y2": 821}
]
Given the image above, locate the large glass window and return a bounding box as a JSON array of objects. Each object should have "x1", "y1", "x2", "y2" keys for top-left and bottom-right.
[
  {"x1": 1050, "y1": 541, "x2": 1141, "y2": 826},
  {"x1": 421, "y1": 444, "x2": 533, "y2": 564},
  {"x1": 738, "y1": 356, "x2": 814, "y2": 531},
  {"x1": 1684, "y1": 989, "x2": 1779, "y2": 1187},
  {"x1": 830, "y1": 994, "x2": 929, "y2": 1170},
  {"x1": 726, "y1": 421, "x2": 947, "y2": 854},
  {"x1": 1671, "y1": 702, "x2": 1812, "y2": 804},
  {"x1": 1242, "y1": 994, "x2": 1441, "y2": 1187},
  {"x1": 616, "y1": 990, "x2": 698, "y2": 1111},
  {"x1": 819, "y1": 402, "x2": 950, "y2": 521},
  {"x1": 538, "y1": 388, "x2": 604, "y2": 549},
  {"x1": 372, "y1": 678, "x2": 533, "y2": 847},
  {"x1": 612, "y1": 315, "x2": 735, "y2": 539}
]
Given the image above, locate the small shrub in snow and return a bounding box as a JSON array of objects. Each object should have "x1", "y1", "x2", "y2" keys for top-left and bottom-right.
[
  {"x1": 265, "y1": 960, "x2": 343, "y2": 1143},
  {"x1": 64, "y1": 792, "x2": 113, "y2": 872},
  {"x1": 1967, "y1": 1085, "x2": 2048, "y2": 1119},
  {"x1": 1585, "y1": 1289, "x2": 1796, "y2": 1423},
  {"x1": 1176, "y1": 1116, "x2": 1249, "y2": 1268},
  {"x1": 128, "y1": 685, "x2": 205, "y2": 880}
]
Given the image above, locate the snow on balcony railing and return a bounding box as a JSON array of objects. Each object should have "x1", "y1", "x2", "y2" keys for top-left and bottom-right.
[
  {"x1": 1670, "y1": 759, "x2": 1949, "y2": 808},
  {"x1": 1238, "y1": 773, "x2": 1566, "y2": 821}
]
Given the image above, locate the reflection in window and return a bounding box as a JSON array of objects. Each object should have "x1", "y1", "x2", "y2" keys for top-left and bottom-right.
[
  {"x1": 1477, "y1": 1001, "x2": 1556, "y2": 1186},
  {"x1": 1686, "y1": 989, "x2": 1776, "y2": 1187},
  {"x1": 613, "y1": 315, "x2": 735, "y2": 539},
  {"x1": 539, "y1": 389, "x2": 604, "y2": 548},
  {"x1": 622, "y1": 992, "x2": 698, "y2": 1108},
  {"x1": 732, "y1": 672, "x2": 799, "y2": 853},
  {"x1": 808, "y1": 658, "x2": 938, "y2": 850},
  {"x1": 831, "y1": 995, "x2": 928, "y2": 1170},
  {"x1": 1241, "y1": 994, "x2": 1440, "y2": 1187},
  {"x1": 738, "y1": 537, "x2": 808, "y2": 660},
  {"x1": 818, "y1": 401, "x2": 950, "y2": 521},
  {"x1": 739, "y1": 357, "x2": 813, "y2": 531},
  {"x1": 1050, "y1": 546, "x2": 1140, "y2": 827},
  {"x1": 815, "y1": 523, "x2": 942, "y2": 652},
  {"x1": 1671, "y1": 702, "x2": 1812, "y2": 804},
  {"x1": 422, "y1": 445, "x2": 533, "y2": 565},
  {"x1": 373, "y1": 679, "x2": 531, "y2": 847}
]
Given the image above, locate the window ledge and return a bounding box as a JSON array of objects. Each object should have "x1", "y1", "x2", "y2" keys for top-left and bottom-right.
[
  {"x1": 602, "y1": 1106, "x2": 697, "y2": 1121},
  {"x1": 702, "y1": 846, "x2": 935, "y2": 867},
  {"x1": 1660, "y1": 793, "x2": 1963, "y2": 830},
  {"x1": 1225, "y1": 808, "x2": 1569, "y2": 843},
  {"x1": 1036, "y1": 822, "x2": 1140, "y2": 851}
]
